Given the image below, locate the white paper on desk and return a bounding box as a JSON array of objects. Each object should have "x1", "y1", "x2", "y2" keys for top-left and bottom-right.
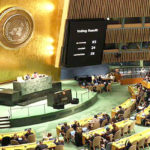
[
  {"x1": 138, "y1": 106, "x2": 144, "y2": 109},
  {"x1": 131, "y1": 99, "x2": 136, "y2": 102}
]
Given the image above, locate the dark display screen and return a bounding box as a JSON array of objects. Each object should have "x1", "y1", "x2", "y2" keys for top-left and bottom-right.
[
  {"x1": 54, "y1": 89, "x2": 72, "y2": 105},
  {"x1": 63, "y1": 19, "x2": 107, "y2": 67}
]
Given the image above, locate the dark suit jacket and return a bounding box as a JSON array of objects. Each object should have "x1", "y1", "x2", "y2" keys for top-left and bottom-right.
[{"x1": 35, "y1": 144, "x2": 48, "y2": 150}]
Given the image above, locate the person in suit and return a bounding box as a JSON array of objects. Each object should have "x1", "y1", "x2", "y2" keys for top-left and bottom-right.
[
  {"x1": 11, "y1": 133, "x2": 19, "y2": 141},
  {"x1": 25, "y1": 74, "x2": 30, "y2": 80},
  {"x1": 35, "y1": 141, "x2": 48, "y2": 150},
  {"x1": 92, "y1": 115, "x2": 99, "y2": 123},
  {"x1": 99, "y1": 114, "x2": 107, "y2": 126},
  {"x1": 32, "y1": 72, "x2": 39, "y2": 79},
  {"x1": 74, "y1": 129, "x2": 83, "y2": 146},
  {"x1": 125, "y1": 140, "x2": 132, "y2": 150},
  {"x1": 105, "y1": 114, "x2": 110, "y2": 122},
  {"x1": 43, "y1": 133, "x2": 54, "y2": 141},
  {"x1": 72, "y1": 121, "x2": 79, "y2": 131},
  {"x1": 103, "y1": 81, "x2": 109, "y2": 92},
  {"x1": 117, "y1": 106, "x2": 125, "y2": 115},
  {"x1": 1, "y1": 136, "x2": 11, "y2": 146},
  {"x1": 17, "y1": 135, "x2": 27, "y2": 144},
  {"x1": 115, "y1": 113, "x2": 124, "y2": 122},
  {"x1": 145, "y1": 110, "x2": 150, "y2": 126},
  {"x1": 25, "y1": 129, "x2": 33, "y2": 139},
  {"x1": 61, "y1": 122, "x2": 70, "y2": 137},
  {"x1": 102, "y1": 127, "x2": 112, "y2": 141},
  {"x1": 111, "y1": 123, "x2": 119, "y2": 135}
]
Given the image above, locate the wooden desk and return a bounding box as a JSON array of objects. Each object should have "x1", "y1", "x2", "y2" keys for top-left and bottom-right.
[
  {"x1": 82, "y1": 119, "x2": 134, "y2": 145},
  {"x1": 56, "y1": 113, "x2": 104, "y2": 136},
  {"x1": 120, "y1": 78, "x2": 143, "y2": 85},
  {"x1": 128, "y1": 85, "x2": 138, "y2": 99},
  {"x1": 111, "y1": 98, "x2": 136, "y2": 118},
  {"x1": 0, "y1": 140, "x2": 56, "y2": 150},
  {"x1": 136, "y1": 105, "x2": 150, "y2": 125},
  {"x1": 112, "y1": 128, "x2": 150, "y2": 150},
  {"x1": 142, "y1": 80, "x2": 150, "y2": 89},
  {"x1": 0, "y1": 130, "x2": 35, "y2": 141}
]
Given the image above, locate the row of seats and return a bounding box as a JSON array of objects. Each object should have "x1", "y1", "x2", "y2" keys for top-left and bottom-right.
[
  {"x1": 82, "y1": 120, "x2": 135, "y2": 146},
  {"x1": 56, "y1": 113, "x2": 110, "y2": 136},
  {"x1": 0, "y1": 129, "x2": 35, "y2": 147},
  {"x1": 87, "y1": 83, "x2": 112, "y2": 93},
  {"x1": 111, "y1": 98, "x2": 136, "y2": 119},
  {"x1": 112, "y1": 128, "x2": 150, "y2": 150},
  {"x1": 0, "y1": 129, "x2": 63, "y2": 150}
]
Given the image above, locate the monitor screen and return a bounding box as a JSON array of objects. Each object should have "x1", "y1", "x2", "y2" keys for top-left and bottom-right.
[
  {"x1": 54, "y1": 89, "x2": 72, "y2": 105},
  {"x1": 62, "y1": 19, "x2": 107, "y2": 67}
]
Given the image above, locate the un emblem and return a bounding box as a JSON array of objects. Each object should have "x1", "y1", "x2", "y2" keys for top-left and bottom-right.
[{"x1": 0, "y1": 7, "x2": 34, "y2": 49}]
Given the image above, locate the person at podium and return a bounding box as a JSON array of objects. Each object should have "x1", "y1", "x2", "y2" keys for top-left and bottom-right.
[
  {"x1": 25, "y1": 74, "x2": 30, "y2": 80},
  {"x1": 33, "y1": 72, "x2": 39, "y2": 78}
]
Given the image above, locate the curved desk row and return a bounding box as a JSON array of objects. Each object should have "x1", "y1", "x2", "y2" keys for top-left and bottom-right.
[
  {"x1": 128, "y1": 85, "x2": 139, "y2": 99},
  {"x1": 136, "y1": 105, "x2": 150, "y2": 125},
  {"x1": 0, "y1": 140, "x2": 56, "y2": 150},
  {"x1": 142, "y1": 80, "x2": 150, "y2": 89},
  {"x1": 111, "y1": 98, "x2": 136, "y2": 118},
  {"x1": 82, "y1": 119, "x2": 134, "y2": 145},
  {"x1": 112, "y1": 128, "x2": 150, "y2": 150},
  {"x1": 0, "y1": 130, "x2": 35, "y2": 141},
  {"x1": 111, "y1": 85, "x2": 138, "y2": 118},
  {"x1": 56, "y1": 113, "x2": 104, "y2": 136}
]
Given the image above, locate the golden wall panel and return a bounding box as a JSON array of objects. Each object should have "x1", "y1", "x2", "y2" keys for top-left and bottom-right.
[{"x1": 0, "y1": 0, "x2": 64, "y2": 82}]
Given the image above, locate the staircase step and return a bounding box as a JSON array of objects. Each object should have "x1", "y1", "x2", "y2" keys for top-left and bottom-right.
[
  {"x1": 0, "y1": 123, "x2": 10, "y2": 126},
  {"x1": 0, "y1": 121, "x2": 10, "y2": 124},
  {"x1": 0, "y1": 116, "x2": 9, "y2": 119},
  {"x1": 0, "y1": 118, "x2": 9, "y2": 121},
  {"x1": 0, "y1": 126, "x2": 10, "y2": 129},
  {"x1": 0, "y1": 119, "x2": 9, "y2": 122},
  {"x1": 0, "y1": 124, "x2": 11, "y2": 128},
  {"x1": 0, "y1": 116, "x2": 11, "y2": 129}
]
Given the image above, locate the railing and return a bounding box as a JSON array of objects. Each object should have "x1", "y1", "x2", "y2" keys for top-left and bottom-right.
[
  {"x1": 8, "y1": 90, "x2": 95, "y2": 119},
  {"x1": 121, "y1": 73, "x2": 145, "y2": 79},
  {"x1": 118, "y1": 66, "x2": 150, "y2": 79},
  {"x1": 102, "y1": 49, "x2": 150, "y2": 63}
]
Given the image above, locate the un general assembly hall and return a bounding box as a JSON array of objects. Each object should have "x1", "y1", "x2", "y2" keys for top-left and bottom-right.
[{"x1": 1, "y1": 0, "x2": 150, "y2": 150}]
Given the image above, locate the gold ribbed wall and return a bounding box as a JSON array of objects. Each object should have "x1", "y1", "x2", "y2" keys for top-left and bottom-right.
[
  {"x1": 67, "y1": 0, "x2": 150, "y2": 44},
  {"x1": 0, "y1": 0, "x2": 64, "y2": 82},
  {"x1": 67, "y1": 0, "x2": 150, "y2": 63},
  {"x1": 68, "y1": 0, "x2": 150, "y2": 19},
  {"x1": 106, "y1": 27, "x2": 150, "y2": 44}
]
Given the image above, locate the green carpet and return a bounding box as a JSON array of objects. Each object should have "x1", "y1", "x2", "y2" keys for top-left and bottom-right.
[{"x1": 0, "y1": 81, "x2": 148, "y2": 150}]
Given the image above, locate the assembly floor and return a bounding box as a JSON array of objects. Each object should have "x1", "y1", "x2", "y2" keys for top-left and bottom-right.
[{"x1": 0, "y1": 81, "x2": 148, "y2": 150}]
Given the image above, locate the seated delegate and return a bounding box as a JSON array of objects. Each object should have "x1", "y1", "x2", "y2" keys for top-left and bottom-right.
[
  {"x1": 125, "y1": 140, "x2": 132, "y2": 150},
  {"x1": 25, "y1": 128, "x2": 34, "y2": 139},
  {"x1": 71, "y1": 121, "x2": 80, "y2": 131},
  {"x1": 35, "y1": 141, "x2": 48, "y2": 150},
  {"x1": 10, "y1": 134, "x2": 27, "y2": 144},
  {"x1": 61, "y1": 122, "x2": 70, "y2": 137},
  {"x1": 111, "y1": 122, "x2": 119, "y2": 135},
  {"x1": 1, "y1": 129, "x2": 34, "y2": 147},
  {"x1": 145, "y1": 110, "x2": 150, "y2": 126},
  {"x1": 43, "y1": 133, "x2": 53, "y2": 141},
  {"x1": 117, "y1": 106, "x2": 125, "y2": 115}
]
